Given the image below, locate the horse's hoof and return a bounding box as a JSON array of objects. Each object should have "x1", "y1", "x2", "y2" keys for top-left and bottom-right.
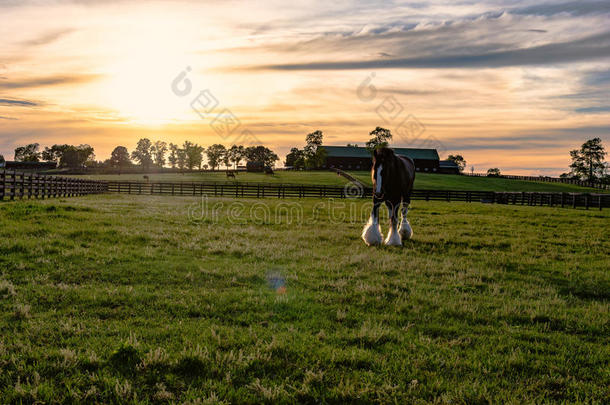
[
  {"x1": 399, "y1": 222, "x2": 413, "y2": 240},
  {"x1": 362, "y1": 222, "x2": 383, "y2": 246},
  {"x1": 384, "y1": 231, "x2": 403, "y2": 246}
]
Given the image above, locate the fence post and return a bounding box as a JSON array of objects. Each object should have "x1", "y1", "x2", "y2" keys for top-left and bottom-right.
[
  {"x1": 10, "y1": 170, "x2": 16, "y2": 200},
  {"x1": 28, "y1": 173, "x2": 33, "y2": 199},
  {"x1": 585, "y1": 194, "x2": 589, "y2": 210},
  {"x1": 0, "y1": 169, "x2": 4, "y2": 201}
]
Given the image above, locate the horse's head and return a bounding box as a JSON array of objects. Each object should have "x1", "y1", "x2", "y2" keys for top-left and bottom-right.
[{"x1": 371, "y1": 147, "x2": 395, "y2": 199}]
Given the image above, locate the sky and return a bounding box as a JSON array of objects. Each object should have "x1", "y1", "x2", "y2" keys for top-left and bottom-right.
[{"x1": 1, "y1": 0, "x2": 609, "y2": 175}]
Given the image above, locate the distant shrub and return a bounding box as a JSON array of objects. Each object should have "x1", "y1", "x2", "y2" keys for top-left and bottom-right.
[{"x1": 487, "y1": 168, "x2": 502, "y2": 177}]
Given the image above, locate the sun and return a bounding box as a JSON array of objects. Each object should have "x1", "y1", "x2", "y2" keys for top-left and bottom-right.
[{"x1": 98, "y1": 22, "x2": 194, "y2": 125}]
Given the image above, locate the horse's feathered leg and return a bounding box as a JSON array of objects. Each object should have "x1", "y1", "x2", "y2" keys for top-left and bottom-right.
[
  {"x1": 362, "y1": 200, "x2": 383, "y2": 246},
  {"x1": 384, "y1": 200, "x2": 402, "y2": 246},
  {"x1": 398, "y1": 201, "x2": 413, "y2": 240}
]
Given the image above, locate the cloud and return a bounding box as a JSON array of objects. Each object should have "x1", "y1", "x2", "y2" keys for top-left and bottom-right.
[
  {"x1": 254, "y1": 31, "x2": 610, "y2": 70},
  {"x1": 513, "y1": 1, "x2": 610, "y2": 17},
  {"x1": 584, "y1": 69, "x2": 610, "y2": 86},
  {"x1": 19, "y1": 29, "x2": 74, "y2": 47},
  {"x1": 0, "y1": 115, "x2": 18, "y2": 120},
  {"x1": 575, "y1": 106, "x2": 610, "y2": 113},
  {"x1": 0, "y1": 97, "x2": 39, "y2": 106},
  {"x1": 0, "y1": 74, "x2": 100, "y2": 89}
]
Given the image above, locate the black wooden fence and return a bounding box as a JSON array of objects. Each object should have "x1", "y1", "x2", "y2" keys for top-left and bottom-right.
[
  {"x1": 464, "y1": 173, "x2": 610, "y2": 190},
  {"x1": 0, "y1": 170, "x2": 107, "y2": 201},
  {"x1": 2, "y1": 172, "x2": 607, "y2": 210},
  {"x1": 105, "y1": 180, "x2": 610, "y2": 210},
  {"x1": 106, "y1": 181, "x2": 350, "y2": 199}
]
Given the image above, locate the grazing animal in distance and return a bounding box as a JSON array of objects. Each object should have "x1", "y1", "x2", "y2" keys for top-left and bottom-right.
[
  {"x1": 226, "y1": 171, "x2": 236, "y2": 179},
  {"x1": 362, "y1": 147, "x2": 416, "y2": 246},
  {"x1": 143, "y1": 175, "x2": 149, "y2": 182}
]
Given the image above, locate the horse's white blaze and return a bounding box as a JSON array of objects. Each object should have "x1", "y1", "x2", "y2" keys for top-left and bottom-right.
[{"x1": 375, "y1": 164, "x2": 383, "y2": 194}]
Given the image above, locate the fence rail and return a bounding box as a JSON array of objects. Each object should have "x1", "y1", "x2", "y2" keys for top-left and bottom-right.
[
  {"x1": 0, "y1": 170, "x2": 107, "y2": 201},
  {"x1": 105, "y1": 180, "x2": 610, "y2": 210},
  {"x1": 464, "y1": 172, "x2": 610, "y2": 190},
  {"x1": 2, "y1": 173, "x2": 606, "y2": 210}
]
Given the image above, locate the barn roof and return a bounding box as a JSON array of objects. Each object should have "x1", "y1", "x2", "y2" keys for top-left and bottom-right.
[
  {"x1": 322, "y1": 146, "x2": 439, "y2": 161},
  {"x1": 439, "y1": 160, "x2": 459, "y2": 168}
]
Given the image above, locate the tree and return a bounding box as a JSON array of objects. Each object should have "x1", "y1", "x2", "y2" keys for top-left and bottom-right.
[
  {"x1": 176, "y1": 147, "x2": 187, "y2": 170},
  {"x1": 151, "y1": 141, "x2": 168, "y2": 167},
  {"x1": 0, "y1": 154, "x2": 5, "y2": 167},
  {"x1": 245, "y1": 146, "x2": 279, "y2": 167},
  {"x1": 64, "y1": 145, "x2": 95, "y2": 169},
  {"x1": 42, "y1": 144, "x2": 66, "y2": 163},
  {"x1": 108, "y1": 146, "x2": 131, "y2": 171},
  {"x1": 168, "y1": 143, "x2": 179, "y2": 168},
  {"x1": 487, "y1": 168, "x2": 501, "y2": 177},
  {"x1": 346, "y1": 143, "x2": 358, "y2": 147},
  {"x1": 131, "y1": 138, "x2": 153, "y2": 170},
  {"x1": 14, "y1": 143, "x2": 41, "y2": 162},
  {"x1": 284, "y1": 147, "x2": 305, "y2": 169},
  {"x1": 183, "y1": 141, "x2": 204, "y2": 170},
  {"x1": 365, "y1": 127, "x2": 392, "y2": 151},
  {"x1": 447, "y1": 154, "x2": 467, "y2": 173},
  {"x1": 41, "y1": 144, "x2": 94, "y2": 169},
  {"x1": 304, "y1": 130, "x2": 326, "y2": 169},
  {"x1": 568, "y1": 138, "x2": 607, "y2": 181},
  {"x1": 206, "y1": 144, "x2": 226, "y2": 170},
  {"x1": 227, "y1": 145, "x2": 246, "y2": 169}
]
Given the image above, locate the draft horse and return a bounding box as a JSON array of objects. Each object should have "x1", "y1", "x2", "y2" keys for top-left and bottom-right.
[{"x1": 362, "y1": 147, "x2": 416, "y2": 246}]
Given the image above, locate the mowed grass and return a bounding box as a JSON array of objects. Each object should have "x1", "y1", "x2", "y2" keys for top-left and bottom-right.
[
  {"x1": 0, "y1": 195, "x2": 609, "y2": 403},
  {"x1": 70, "y1": 171, "x2": 349, "y2": 186},
  {"x1": 71, "y1": 170, "x2": 608, "y2": 194},
  {"x1": 349, "y1": 171, "x2": 610, "y2": 193}
]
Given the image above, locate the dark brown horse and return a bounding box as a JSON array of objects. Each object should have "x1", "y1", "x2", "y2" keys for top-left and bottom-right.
[{"x1": 362, "y1": 147, "x2": 416, "y2": 246}]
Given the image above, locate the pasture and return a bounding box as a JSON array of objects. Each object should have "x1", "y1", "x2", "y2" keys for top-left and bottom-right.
[
  {"x1": 1, "y1": 195, "x2": 609, "y2": 403},
  {"x1": 349, "y1": 171, "x2": 610, "y2": 194},
  {"x1": 70, "y1": 170, "x2": 608, "y2": 193},
  {"x1": 69, "y1": 171, "x2": 349, "y2": 186}
]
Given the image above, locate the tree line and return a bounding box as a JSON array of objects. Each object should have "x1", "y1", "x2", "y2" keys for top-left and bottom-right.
[
  {"x1": 6, "y1": 140, "x2": 279, "y2": 171},
  {"x1": 4, "y1": 132, "x2": 607, "y2": 181}
]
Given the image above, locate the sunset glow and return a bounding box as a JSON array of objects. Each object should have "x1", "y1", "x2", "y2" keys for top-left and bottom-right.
[{"x1": 1, "y1": 1, "x2": 609, "y2": 174}]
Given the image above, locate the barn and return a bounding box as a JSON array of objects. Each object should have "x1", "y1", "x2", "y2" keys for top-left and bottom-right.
[
  {"x1": 321, "y1": 146, "x2": 440, "y2": 172},
  {"x1": 438, "y1": 160, "x2": 460, "y2": 174}
]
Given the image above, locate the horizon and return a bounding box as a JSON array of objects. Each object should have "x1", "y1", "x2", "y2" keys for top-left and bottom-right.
[{"x1": 1, "y1": 0, "x2": 610, "y2": 176}]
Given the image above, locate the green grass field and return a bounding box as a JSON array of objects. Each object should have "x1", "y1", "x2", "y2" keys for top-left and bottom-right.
[
  {"x1": 1, "y1": 195, "x2": 608, "y2": 403},
  {"x1": 349, "y1": 171, "x2": 610, "y2": 194},
  {"x1": 70, "y1": 170, "x2": 608, "y2": 194},
  {"x1": 71, "y1": 171, "x2": 349, "y2": 186}
]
